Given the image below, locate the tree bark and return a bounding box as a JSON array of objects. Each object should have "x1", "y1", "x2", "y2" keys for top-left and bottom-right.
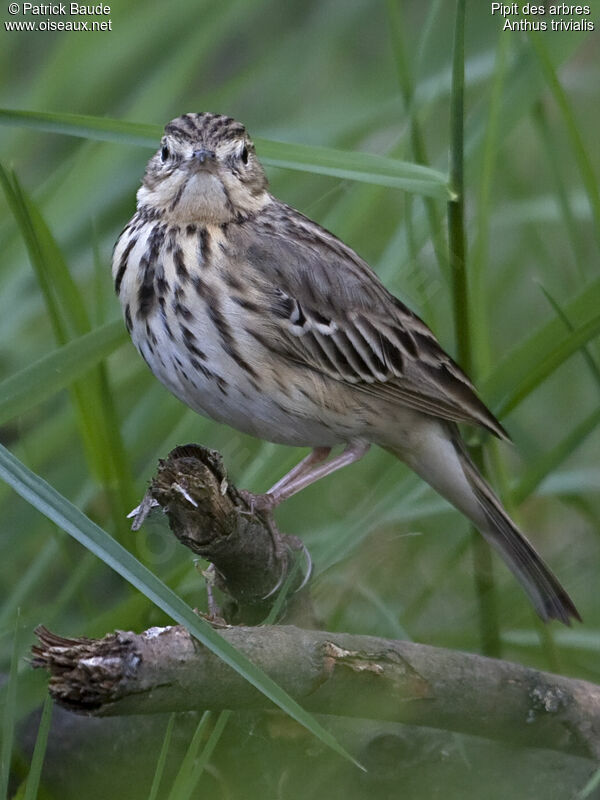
[{"x1": 32, "y1": 623, "x2": 600, "y2": 760}]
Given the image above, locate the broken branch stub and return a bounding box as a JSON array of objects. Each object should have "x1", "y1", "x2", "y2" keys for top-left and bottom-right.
[{"x1": 140, "y1": 444, "x2": 309, "y2": 618}]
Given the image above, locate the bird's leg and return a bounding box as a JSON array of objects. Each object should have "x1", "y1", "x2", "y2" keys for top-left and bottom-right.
[
  {"x1": 267, "y1": 446, "x2": 331, "y2": 496},
  {"x1": 241, "y1": 441, "x2": 367, "y2": 578},
  {"x1": 239, "y1": 447, "x2": 331, "y2": 513},
  {"x1": 263, "y1": 440, "x2": 370, "y2": 508}
]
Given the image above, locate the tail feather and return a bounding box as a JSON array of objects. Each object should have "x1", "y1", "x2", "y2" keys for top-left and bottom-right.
[
  {"x1": 453, "y1": 433, "x2": 581, "y2": 625},
  {"x1": 388, "y1": 421, "x2": 580, "y2": 625}
]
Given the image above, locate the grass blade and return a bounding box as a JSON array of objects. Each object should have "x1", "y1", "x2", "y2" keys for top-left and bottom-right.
[
  {"x1": 0, "y1": 615, "x2": 21, "y2": 800},
  {"x1": 148, "y1": 714, "x2": 176, "y2": 800},
  {"x1": 167, "y1": 711, "x2": 212, "y2": 800},
  {"x1": 448, "y1": 0, "x2": 468, "y2": 367},
  {"x1": 510, "y1": 282, "x2": 600, "y2": 503},
  {"x1": 0, "y1": 108, "x2": 159, "y2": 147},
  {"x1": 0, "y1": 444, "x2": 362, "y2": 769},
  {"x1": 0, "y1": 108, "x2": 451, "y2": 198},
  {"x1": 23, "y1": 695, "x2": 53, "y2": 800},
  {"x1": 447, "y1": 0, "x2": 500, "y2": 657},
  {"x1": 0, "y1": 540, "x2": 59, "y2": 632},
  {"x1": 386, "y1": 0, "x2": 448, "y2": 274},
  {"x1": 470, "y1": 32, "x2": 508, "y2": 375},
  {"x1": 538, "y1": 283, "x2": 600, "y2": 388},
  {"x1": 0, "y1": 163, "x2": 68, "y2": 344},
  {"x1": 532, "y1": 102, "x2": 587, "y2": 278},
  {"x1": 574, "y1": 766, "x2": 600, "y2": 800},
  {"x1": 514, "y1": 405, "x2": 600, "y2": 504},
  {"x1": 181, "y1": 711, "x2": 232, "y2": 799},
  {"x1": 261, "y1": 556, "x2": 304, "y2": 627},
  {"x1": 482, "y1": 278, "x2": 600, "y2": 406},
  {"x1": 528, "y1": 33, "x2": 600, "y2": 250},
  {"x1": 0, "y1": 320, "x2": 126, "y2": 426},
  {"x1": 1, "y1": 162, "x2": 136, "y2": 528},
  {"x1": 255, "y1": 137, "x2": 451, "y2": 198},
  {"x1": 494, "y1": 311, "x2": 600, "y2": 419}
]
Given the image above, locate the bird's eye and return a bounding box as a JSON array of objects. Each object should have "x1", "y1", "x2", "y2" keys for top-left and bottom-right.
[
  {"x1": 160, "y1": 145, "x2": 169, "y2": 162},
  {"x1": 241, "y1": 146, "x2": 249, "y2": 165}
]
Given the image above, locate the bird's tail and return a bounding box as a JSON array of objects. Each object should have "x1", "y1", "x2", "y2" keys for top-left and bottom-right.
[
  {"x1": 389, "y1": 423, "x2": 581, "y2": 625},
  {"x1": 452, "y1": 433, "x2": 580, "y2": 624}
]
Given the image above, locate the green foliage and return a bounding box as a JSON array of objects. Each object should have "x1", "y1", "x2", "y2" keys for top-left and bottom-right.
[
  {"x1": 0, "y1": 320, "x2": 126, "y2": 426},
  {"x1": 0, "y1": 617, "x2": 21, "y2": 800},
  {"x1": 21, "y1": 696, "x2": 53, "y2": 800},
  {"x1": 0, "y1": 109, "x2": 451, "y2": 197},
  {"x1": 147, "y1": 715, "x2": 175, "y2": 800},
  {"x1": 0, "y1": 0, "x2": 598, "y2": 797}
]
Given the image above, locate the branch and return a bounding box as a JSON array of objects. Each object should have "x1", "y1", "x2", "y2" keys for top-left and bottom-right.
[
  {"x1": 131, "y1": 444, "x2": 313, "y2": 624},
  {"x1": 32, "y1": 624, "x2": 600, "y2": 760},
  {"x1": 31, "y1": 443, "x2": 600, "y2": 767}
]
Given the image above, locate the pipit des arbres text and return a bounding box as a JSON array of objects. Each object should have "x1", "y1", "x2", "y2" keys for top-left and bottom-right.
[{"x1": 113, "y1": 113, "x2": 579, "y2": 625}]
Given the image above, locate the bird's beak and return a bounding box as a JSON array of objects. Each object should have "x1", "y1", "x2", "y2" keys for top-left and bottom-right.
[{"x1": 189, "y1": 148, "x2": 216, "y2": 171}]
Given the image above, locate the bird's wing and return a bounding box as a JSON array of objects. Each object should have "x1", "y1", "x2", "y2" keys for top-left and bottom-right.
[{"x1": 235, "y1": 205, "x2": 508, "y2": 440}]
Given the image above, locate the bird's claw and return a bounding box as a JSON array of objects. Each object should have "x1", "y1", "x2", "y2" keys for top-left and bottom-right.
[
  {"x1": 262, "y1": 539, "x2": 313, "y2": 599},
  {"x1": 296, "y1": 542, "x2": 313, "y2": 591},
  {"x1": 238, "y1": 489, "x2": 277, "y2": 515}
]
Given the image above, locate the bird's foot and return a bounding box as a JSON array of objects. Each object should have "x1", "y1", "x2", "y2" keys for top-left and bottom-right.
[
  {"x1": 237, "y1": 491, "x2": 312, "y2": 598},
  {"x1": 238, "y1": 489, "x2": 278, "y2": 514},
  {"x1": 264, "y1": 513, "x2": 287, "y2": 568}
]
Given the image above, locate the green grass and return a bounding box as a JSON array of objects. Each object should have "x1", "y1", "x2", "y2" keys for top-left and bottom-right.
[
  {"x1": 21, "y1": 695, "x2": 53, "y2": 800},
  {"x1": 0, "y1": 109, "x2": 452, "y2": 198},
  {"x1": 147, "y1": 714, "x2": 175, "y2": 800},
  {"x1": 0, "y1": 617, "x2": 21, "y2": 800},
  {"x1": 0, "y1": 0, "x2": 598, "y2": 797}
]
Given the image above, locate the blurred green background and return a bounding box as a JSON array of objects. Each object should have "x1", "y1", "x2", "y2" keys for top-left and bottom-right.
[{"x1": 1, "y1": 0, "x2": 599, "y2": 797}]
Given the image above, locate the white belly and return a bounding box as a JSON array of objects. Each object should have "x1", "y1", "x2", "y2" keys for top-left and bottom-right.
[
  {"x1": 114, "y1": 220, "x2": 368, "y2": 448},
  {"x1": 115, "y1": 229, "x2": 345, "y2": 447},
  {"x1": 133, "y1": 320, "x2": 347, "y2": 447}
]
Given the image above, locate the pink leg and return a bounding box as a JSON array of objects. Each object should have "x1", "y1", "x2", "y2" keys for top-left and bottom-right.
[
  {"x1": 266, "y1": 440, "x2": 370, "y2": 507},
  {"x1": 267, "y1": 447, "x2": 331, "y2": 496}
]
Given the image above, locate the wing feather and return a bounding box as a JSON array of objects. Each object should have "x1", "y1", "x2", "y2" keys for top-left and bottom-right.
[{"x1": 234, "y1": 204, "x2": 509, "y2": 440}]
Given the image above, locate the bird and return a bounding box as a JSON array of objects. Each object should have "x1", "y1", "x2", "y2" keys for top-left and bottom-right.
[{"x1": 112, "y1": 112, "x2": 580, "y2": 625}]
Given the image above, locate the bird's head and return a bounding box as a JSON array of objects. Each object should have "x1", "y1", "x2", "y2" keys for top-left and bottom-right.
[{"x1": 138, "y1": 112, "x2": 270, "y2": 224}]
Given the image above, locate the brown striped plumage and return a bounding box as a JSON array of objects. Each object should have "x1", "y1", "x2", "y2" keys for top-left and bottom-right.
[{"x1": 112, "y1": 112, "x2": 579, "y2": 625}]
